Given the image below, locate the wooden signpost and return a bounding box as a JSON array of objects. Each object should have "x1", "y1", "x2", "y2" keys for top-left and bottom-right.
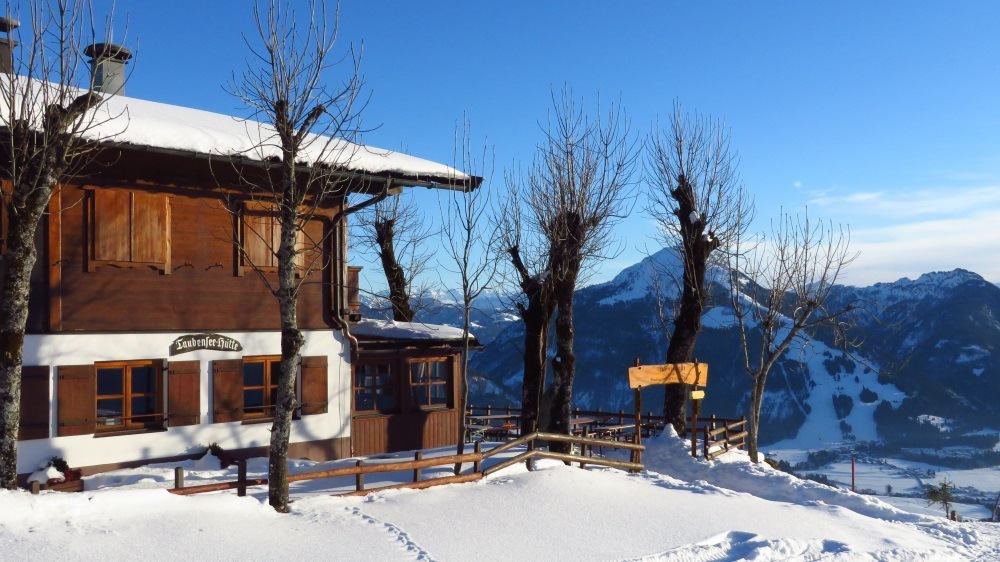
[{"x1": 628, "y1": 360, "x2": 709, "y2": 459}]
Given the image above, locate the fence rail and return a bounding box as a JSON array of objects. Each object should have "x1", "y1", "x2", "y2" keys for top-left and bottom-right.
[{"x1": 168, "y1": 431, "x2": 646, "y2": 498}]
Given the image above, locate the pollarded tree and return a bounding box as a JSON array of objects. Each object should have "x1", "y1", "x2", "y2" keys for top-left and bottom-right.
[
  {"x1": 0, "y1": 0, "x2": 125, "y2": 490},
  {"x1": 352, "y1": 191, "x2": 434, "y2": 322},
  {"x1": 730, "y1": 210, "x2": 860, "y2": 462},
  {"x1": 227, "y1": 0, "x2": 365, "y2": 512},
  {"x1": 505, "y1": 88, "x2": 638, "y2": 447},
  {"x1": 646, "y1": 103, "x2": 753, "y2": 434}
]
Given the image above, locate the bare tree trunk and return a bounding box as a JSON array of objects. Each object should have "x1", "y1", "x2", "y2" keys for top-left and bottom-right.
[
  {"x1": 548, "y1": 285, "x2": 577, "y2": 453},
  {"x1": 746, "y1": 375, "x2": 766, "y2": 462},
  {"x1": 268, "y1": 193, "x2": 303, "y2": 512},
  {"x1": 0, "y1": 180, "x2": 51, "y2": 489},
  {"x1": 374, "y1": 218, "x2": 415, "y2": 322}
]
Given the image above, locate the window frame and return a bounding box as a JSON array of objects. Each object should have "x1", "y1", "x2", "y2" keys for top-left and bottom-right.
[
  {"x1": 86, "y1": 188, "x2": 172, "y2": 274},
  {"x1": 353, "y1": 360, "x2": 398, "y2": 415},
  {"x1": 407, "y1": 358, "x2": 451, "y2": 410},
  {"x1": 94, "y1": 359, "x2": 164, "y2": 432},
  {"x1": 242, "y1": 355, "x2": 281, "y2": 420}
]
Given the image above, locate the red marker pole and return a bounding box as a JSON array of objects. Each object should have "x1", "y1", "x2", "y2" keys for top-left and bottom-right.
[{"x1": 851, "y1": 456, "x2": 856, "y2": 493}]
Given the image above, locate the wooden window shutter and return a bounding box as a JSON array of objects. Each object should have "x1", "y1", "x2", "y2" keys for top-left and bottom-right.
[
  {"x1": 132, "y1": 191, "x2": 168, "y2": 264},
  {"x1": 212, "y1": 359, "x2": 244, "y2": 423},
  {"x1": 57, "y1": 364, "x2": 96, "y2": 436},
  {"x1": 300, "y1": 356, "x2": 328, "y2": 416},
  {"x1": 19, "y1": 366, "x2": 50, "y2": 440},
  {"x1": 167, "y1": 360, "x2": 200, "y2": 427},
  {"x1": 93, "y1": 190, "x2": 131, "y2": 262}
]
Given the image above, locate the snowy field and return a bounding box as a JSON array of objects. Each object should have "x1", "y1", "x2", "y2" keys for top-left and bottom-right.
[{"x1": 2, "y1": 432, "x2": 999, "y2": 561}]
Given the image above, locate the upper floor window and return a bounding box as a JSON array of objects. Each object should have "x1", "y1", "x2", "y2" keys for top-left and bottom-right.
[
  {"x1": 88, "y1": 189, "x2": 171, "y2": 274},
  {"x1": 409, "y1": 358, "x2": 450, "y2": 409}
]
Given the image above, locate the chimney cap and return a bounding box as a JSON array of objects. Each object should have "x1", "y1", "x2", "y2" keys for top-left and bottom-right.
[
  {"x1": 84, "y1": 42, "x2": 131, "y2": 62},
  {"x1": 0, "y1": 17, "x2": 20, "y2": 34}
]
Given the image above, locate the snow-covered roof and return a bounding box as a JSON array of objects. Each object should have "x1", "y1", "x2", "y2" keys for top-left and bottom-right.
[
  {"x1": 0, "y1": 75, "x2": 470, "y2": 186},
  {"x1": 351, "y1": 318, "x2": 471, "y2": 342}
]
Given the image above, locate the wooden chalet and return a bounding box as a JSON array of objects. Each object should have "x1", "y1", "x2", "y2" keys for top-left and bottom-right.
[{"x1": 1, "y1": 40, "x2": 480, "y2": 480}]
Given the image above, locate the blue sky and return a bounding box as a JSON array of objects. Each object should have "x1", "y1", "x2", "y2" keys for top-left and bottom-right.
[{"x1": 25, "y1": 1, "x2": 1000, "y2": 287}]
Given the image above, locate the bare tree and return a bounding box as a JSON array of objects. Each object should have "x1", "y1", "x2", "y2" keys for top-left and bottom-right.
[
  {"x1": 438, "y1": 119, "x2": 499, "y2": 470},
  {"x1": 352, "y1": 190, "x2": 434, "y2": 322},
  {"x1": 505, "y1": 88, "x2": 637, "y2": 448},
  {"x1": 730, "y1": 210, "x2": 860, "y2": 462},
  {"x1": 227, "y1": 0, "x2": 364, "y2": 512},
  {"x1": 646, "y1": 103, "x2": 753, "y2": 434},
  {"x1": 0, "y1": 0, "x2": 124, "y2": 490}
]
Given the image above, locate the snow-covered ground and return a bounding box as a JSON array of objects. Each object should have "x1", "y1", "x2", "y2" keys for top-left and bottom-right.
[{"x1": 3, "y1": 432, "x2": 999, "y2": 561}]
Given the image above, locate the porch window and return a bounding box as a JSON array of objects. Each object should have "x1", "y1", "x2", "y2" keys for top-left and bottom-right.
[
  {"x1": 243, "y1": 356, "x2": 280, "y2": 419},
  {"x1": 409, "y1": 359, "x2": 450, "y2": 409},
  {"x1": 354, "y1": 362, "x2": 397, "y2": 413},
  {"x1": 95, "y1": 360, "x2": 163, "y2": 430},
  {"x1": 88, "y1": 189, "x2": 171, "y2": 273}
]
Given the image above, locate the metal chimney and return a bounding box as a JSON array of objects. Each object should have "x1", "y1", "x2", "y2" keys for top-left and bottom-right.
[
  {"x1": 84, "y1": 42, "x2": 131, "y2": 95},
  {"x1": 0, "y1": 17, "x2": 19, "y2": 74}
]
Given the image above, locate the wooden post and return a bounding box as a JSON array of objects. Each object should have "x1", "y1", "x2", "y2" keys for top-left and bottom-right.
[
  {"x1": 30, "y1": 481, "x2": 40, "y2": 495},
  {"x1": 413, "y1": 452, "x2": 422, "y2": 483},
  {"x1": 486, "y1": 404, "x2": 492, "y2": 416},
  {"x1": 356, "y1": 460, "x2": 365, "y2": 492},
  {"x1": 174, "y1": 466, "x2": 184, "y2": 489},
  {"x1": 703, "y1": 426, "x2": 710, "y2": 459},
  {"x1": 474, "y1": 441, "x2": 483, "y2": 474},
  {"x1": 237, "y1": 460, "x2": 247, "y2": 497},
  {"x1": 618, "y1": 409, "x2": 624, "y2": 425},
  {"x1": 690, "y1": 399, "x2": 698, "y2": 458}
]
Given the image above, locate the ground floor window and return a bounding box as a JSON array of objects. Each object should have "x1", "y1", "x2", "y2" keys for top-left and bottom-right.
[
  {"x1": 95, "y1": 360, "x2": 163, "y2": 430},
  {"x1": 243, "y1": 356, "x2": 280, "y2": 419},
  {"x1": 409, "y1": 359, "x2": 450, "y2": 409},
  {"x1": 354, "y1": 362, "x2": 397, "y2": 413}
]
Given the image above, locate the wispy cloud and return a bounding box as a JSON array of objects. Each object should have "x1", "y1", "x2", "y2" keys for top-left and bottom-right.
[{"x1": 808, "y1": 186, "x2": 1000, "y2": 220}]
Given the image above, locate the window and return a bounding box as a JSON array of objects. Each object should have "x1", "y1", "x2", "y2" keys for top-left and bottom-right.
[
  {"x1": 409, "y1": 359, "x2": 450, "y2": 409},
  {"x1": 243, "y1": 356, "x2": 280, "y2": 419},
  {"x1": 95, "y1": 360, "x2": 163, "y2": 430},
  {"x1": 239, "y1": 202, "x2": 304, "y2": 275},
  {"x1": 354, "y1": 362, "x2": 397, "y2": 413},
  {"x1": 88, "y1": 189, "x2": 171, "y2": 273}
]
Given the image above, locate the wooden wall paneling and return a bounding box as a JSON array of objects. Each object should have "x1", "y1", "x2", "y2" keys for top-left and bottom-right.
[
  {"x1": 57, "y1": 365, "x2": 96, "y2": 437},
  {"x1": 47, "y1": 189, "x2": 62, "y2": 331},
  {"x1": 19, "y1": 366, "x2": 50, "y2": 440},
  {"x1": 167, "y1": 360, "x2": 200, "y2": 426},
  {"x1": 212, "y1": 359, "x2": 244, "y2": 423}
]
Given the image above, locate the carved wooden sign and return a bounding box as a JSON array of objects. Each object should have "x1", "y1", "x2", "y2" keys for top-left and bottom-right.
[
  {"x1": 169, "y1": 333, "x2": 243, "y2": 356},
  {"x1": 628, "y1": 363, "x2": 708, "y2": 388}
]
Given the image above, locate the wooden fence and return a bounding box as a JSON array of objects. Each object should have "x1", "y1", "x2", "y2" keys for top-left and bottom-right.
[{"x1": 167, "y1": 431, "x2": 645, "y2": 498}]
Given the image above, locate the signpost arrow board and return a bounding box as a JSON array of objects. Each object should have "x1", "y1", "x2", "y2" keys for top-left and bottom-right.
[{"x1": 628, "y1": 363, "x2": 708, "y2": 388}]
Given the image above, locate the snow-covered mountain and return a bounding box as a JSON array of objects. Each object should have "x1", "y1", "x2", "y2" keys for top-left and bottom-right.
[{"x1": 469, "y1": 248, "x2": 1000, "y2": 458}]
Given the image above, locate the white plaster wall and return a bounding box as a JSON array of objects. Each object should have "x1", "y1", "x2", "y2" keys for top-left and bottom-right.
[{"x1": 17, "y1": 329, "x2": 351, "y2": 474}]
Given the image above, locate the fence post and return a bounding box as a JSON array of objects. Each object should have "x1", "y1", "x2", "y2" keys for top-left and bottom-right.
[
  {"x1": 474, "y1": 440, "x2": 483, "y2": 474},
  {"x1": 237, "y1": 460, "x2": 247, "y2": 497},
  {"x1": 618, "y1": 409, "x2": 624, "y2": 425},
  {"x1": 174, "y1": 466, "x2": 184, "y2": 490},
  {"x1": 704, "y1": 427, "x2": 710, "y2": 459},
  {"x1": 413, "y1": 452, "x2": 422, "y2": 483},
  {"x1": 486, "y1": 404, "x2": 492, "y2": 416},
  {"x1": 30, "y1": 481, "x2": 40, "y2": 495},
  {"x1": 356, "y1": 460, "x2": 365, "y2": 493}
]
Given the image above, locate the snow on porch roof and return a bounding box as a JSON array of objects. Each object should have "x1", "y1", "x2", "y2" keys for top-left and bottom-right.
[
  {"x1": 1, "y1": 75, "x2": 472, "y2": 187},
  {"x1": 351, "y1": 318, "x2": 474, "y2": 343}
]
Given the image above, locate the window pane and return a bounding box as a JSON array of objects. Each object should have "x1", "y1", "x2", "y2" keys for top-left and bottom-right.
[
  {"x1": 376, "y1": 388, "x2": 396, "y2": 411},
  {"x1": 244, "y1": 362, "x2": 265, "y2": 387},
  {"x1": 429, "y1": 362, "x2": 447, "y2": 382},
  {"x1": 97, "y1": 368, "x2": 124, "y2": 396},
  {"x1": 131, "y1": 396, "x2": 156, "y2": 417},
  {"x1": 269, "y1": 360, "x2": 281, "y2": 385},
  {"x1": 97, "y1": 398, "x2": 124, "y2": 425},
  {"x1": 131, "y1": 366, "x2": 156, "y2": 394},
  {"x1": 245, "y1": 389, "x2": 265, "y2": 409},
  {"x1": 410, "y1": 362, "x2": 427, "y2": 383},
  {"x1": 430, "y1": 383, "x2": 447, "y2": 405},
  {"x1": 355, "y1": 390, "x2": 373, "y2": 411}
]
